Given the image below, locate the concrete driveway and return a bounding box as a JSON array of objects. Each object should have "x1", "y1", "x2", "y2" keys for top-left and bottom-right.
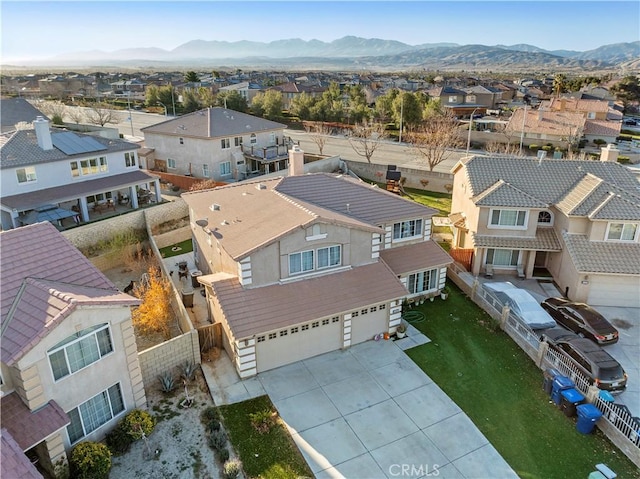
[{"x1": 258, "y1": 332, "x2": 518, "y2": 479}]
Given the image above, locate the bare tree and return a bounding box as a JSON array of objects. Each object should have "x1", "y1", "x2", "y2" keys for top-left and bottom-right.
[
  {"x1": 406, "y1": 110, "x2": 463, "y2": 171},
  {"x1": 66, "y1": 105, "x2": 86, "y2": 124},
  {"x1": 560, "y1": 123, "x2": 584, "y2": 159},
  {"x1": 306, "y1": 121, "x2": 332, "y2": 155},
  {"x1": 347, "y1": 121, "x2": 387, "y2": 163},
  {"x1": 485, "y1": 123, "x2": 522, "y2": 156},
  {"x1": 85, "y1": 102, "x2": 122, "y2": 127},
  {"x1": 36, "y1": 100, "x2": 67, "y2": 124}
]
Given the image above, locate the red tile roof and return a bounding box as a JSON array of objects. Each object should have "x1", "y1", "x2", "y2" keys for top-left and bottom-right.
[
  {"x1": 1, "y1": 222, "x2": 140, "y2": 364},
  {"x1": 1, "y1": 429, "x2": 43, "y2": 479},
  {"x1": 205, "y1": 262, "x2": 407, "y2": 339},
  {"x1": 1, "y1": 392, "x2": 69, "y2": 450}
]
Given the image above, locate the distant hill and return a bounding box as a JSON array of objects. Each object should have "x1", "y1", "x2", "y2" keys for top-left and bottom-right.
[{"x1": 11, "y1": 36, "x2": 640, "y2": 71}]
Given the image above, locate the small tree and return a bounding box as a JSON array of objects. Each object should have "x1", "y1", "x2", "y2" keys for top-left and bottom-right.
[
  {"x1": 406, "y1": 109, "x2": 462, "y2": 171},
  {"x1": 36, "y1": 100, "x2": 66, "y2": 123},
  {"x1": 307, "y1": 121, "x2": 332, "y2": 155},
  {"x1": 132, "y1": 265, "x2": 173, "y2": 340},
  {"x1": 69, "y1": 442, "x2": 112, "y2": 479},
  {"x1": 184, "y1": 71, "x2": 200, "y2": 83},
  {"x1": 86, "y1": 102, "x2": 121, "y2": 127},
  {"x1": 66, "y1": 105, "x2": 86, "y2": 124},
  {"x1": 348, "y1": 121, "x2": 387, "y2": 163}
]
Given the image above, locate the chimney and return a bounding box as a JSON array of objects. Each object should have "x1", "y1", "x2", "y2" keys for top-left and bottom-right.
[
  {"x1": 289, "y1": 145, "x2": 304, "y2": 176},
  {"x1": 33, "y1": 116, "x2": 53, "y2": 150},
  {"x1": 600, "y1": 143, "x2": 619, "y2": 163}
]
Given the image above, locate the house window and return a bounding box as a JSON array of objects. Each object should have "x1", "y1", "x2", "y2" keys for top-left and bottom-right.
[
  {"x1": 125, "y1": 152, "x2": 136, "y2": 167},
  {"x1": 16, "y1": 166, "x2": 37, "y2": 183},
  {"x1": 234, "y1": 137, "x2": 242, "y2": 147},
  {"x1": 48, "y1": 324, "x2": 113, "y2": 381},
  {"x1": 202, "y1": 164, "x2": 210, "y2": 178},
  {"x1": 66, "y1": 383, "x2": 125, "y2": 444},
  {"x1": 317, "y1": 245, "x2": 341, "y2": 269},
  {"x1": 448, "y1": 96, "x2": 457, "y2": 103},
  {"x1": 489, "y1": 209, "x2": 527, "y2": 228},
  {"x1": 70, "y1": 161, "x2": 80, "y2": 178},
  {"x1": 537, "y1": 211, "x2": 553, "y2": 225},
  {"x1": 220, "y1": 161, "x2": 231, "y2": 176},
  {"x1": 466, "y1": 95, "x2": 476, "y2": 103},
  {"x1": 587, "y1": 112, "x2": 596, "y2": 119},
  {"x1": 606, "y1": 223, "x2": 638, "y2": 242},
  {"x1": 167, "y1": 159, "x2": 176, "y2": 169},
  {"x1": 250, "y1": 133, "x2": 257, "y2": 144},
  {"x1": 408, "y1": 269, "x2": 438, "y2": 294},
  {"x1": 179, "y1": 137, "x2": 184, "y2": 145},
  {"x1": 486, "y1": 248, "x2": 519, "y2": 267},
  {"x1": 77, "y1": 157, "x2": 107, "y2": 176},
  {"x1": 221, "y1": 138, "x2": 230, "y2": 149},
  {"x1": 393, "y1": 219, "x2": 423, "y2": 240},
  {"x1": 289, "y1": 250, "x2": 314, "y2": 275}
]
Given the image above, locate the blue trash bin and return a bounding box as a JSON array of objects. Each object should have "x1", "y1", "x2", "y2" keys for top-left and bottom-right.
[
  {"x1": 577, "y1": 404, "x2": 603, "y2": 434},
  {"x1": 551, "y1": 375, "x2": 574, "y2": 405},
  {"x1": 560, "y1": 388, "x2": 585, "y2": 417}
]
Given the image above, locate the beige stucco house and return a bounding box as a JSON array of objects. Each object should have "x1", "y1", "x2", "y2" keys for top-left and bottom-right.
[
  {"x1": 183, "y1": 149, "x2": 452, "y2": 377},
  {"x1": 0, "y1": 222, "x2": 146, "y2": 477},
  {"x1": 141, "y1": 107, "x2": 294, "y2": 181},
  {"x1": 449, "y1": 150, "x2": 640, "y2": 307}
]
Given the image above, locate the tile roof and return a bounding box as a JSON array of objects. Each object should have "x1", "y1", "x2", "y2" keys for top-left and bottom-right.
[
  {"x1": 0, "y1": 129, "x2": 139, "y2": 169},
  {"x1": 380, "y1": 241, "x2": 452, "y2": 276},
  {"x1": 1, "y1": 169, "x2": 157, "y2": 211},
  {"x1": 205, "y1": 262, "x2": 407, "y2": 338},
  {"x1": 474, "y1": 180, "x2": 549, "y2": 208},
  {"x1": 584, "y1": 119, "x2": 621, "y2": 137},
  {"x1": 562, "y1": 232, "x2": 640, "y2": 274},
  {"x1": 0, "y1": 98, "x2": 48, "y2": 134},
  {"x1": 472, "y1": 228, "x2": 561, "y2": 251},
  {"x1": 544, "y1": 97, "x2": 610, "y2": 113},
  {"x1": 1, "y1": 393, "x2": 69, "y2": 451},
  {"x1": 140, "y1": 107, "x2": 286, "y2": 138},
  {"x1": 463, "y1": 156, "x2": 640, "y2": 220},
  {"x1": 506, "y1": 108, "x2": 585, "y2": 136},
  {"x1": 1, "y1": 429, "x2": 43, "y2": 479},
  {"x1": 275, "y1": 173, "x2": 438, "y2": 225},
  {"x1": 1, "y1": 222, "x2": 140, "y2": 364}
]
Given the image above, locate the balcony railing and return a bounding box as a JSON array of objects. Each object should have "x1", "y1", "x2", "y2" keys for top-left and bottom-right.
[{"x1": 241, "y1": 137, "x2": 296, "y2": 163}]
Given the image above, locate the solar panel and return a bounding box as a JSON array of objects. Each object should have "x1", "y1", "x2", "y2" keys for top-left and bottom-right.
[{"x1": 51, "y1": 131, "x2": 108, "y2": 155}]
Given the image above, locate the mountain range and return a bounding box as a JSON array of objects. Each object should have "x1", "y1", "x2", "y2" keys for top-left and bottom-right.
[{"x1": 11, "y1": 36, "x2": 640, "y2": 71}]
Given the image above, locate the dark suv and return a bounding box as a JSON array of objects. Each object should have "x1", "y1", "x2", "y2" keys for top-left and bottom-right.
[{"x1": 542, "y1": 328, "x2": 627, "y2": 393}]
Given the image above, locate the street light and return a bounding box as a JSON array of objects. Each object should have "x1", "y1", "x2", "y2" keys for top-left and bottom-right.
[
  {"x1": 466, "y1": 108, "x2": 479, "y2": 156},
  {"x1": 157, "y1": 101, "x2": 168, "y2": 117},
  {"x1": 127, "y1": 91, "x2": 134, "y2": 137}
]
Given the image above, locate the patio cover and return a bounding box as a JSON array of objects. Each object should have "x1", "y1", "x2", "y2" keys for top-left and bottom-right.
[{"x1": 19, "y1": 204, "x2": 76, "y2": 225}]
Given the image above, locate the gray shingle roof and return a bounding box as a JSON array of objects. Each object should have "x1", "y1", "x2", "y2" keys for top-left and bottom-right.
[
  {"x1": 206, "y1": 261, "x2": 407, "y2": 339},
  {"x1": 473, "y1": 228, "x2": 561, "y2": 251},
  {"x1": 275, "y1": 173, "x2": 438, "y2": 224},
  {"x1": 464, "y1": 156, "x2": 640, "y2": 220},
  {"x1": 0, "y1": 98, "x2": 48, "y2": 134},
  {"x1": 140, "y1": 107, "x2": 286, "y2": 138},
  {"x1": 562, "y1": 232, "x2": 640, "y2": 274},
  {"x1": 0, "y1": 129, "x2": 139, "y2": 169},
  {"x1": 1, "y1": 222, "x2": 140, "y2": 364}
]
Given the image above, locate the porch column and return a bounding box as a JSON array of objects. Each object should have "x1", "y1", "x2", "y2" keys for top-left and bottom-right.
[
  {"x1": 129, "y1": 186, "x2": 139, "y2": 209},
  {"x1": 471, "y1": 248, "x2": 483, "y2": 276},
  {"x1": 79, "y1": 198, "x2": 90, "y2": 222},
  {"x1": 10, "y1": 209, "x2": 20, "y2": 228},
  {"x1": 152, "y1": 178, "x2": 162, "y2": 203},
  {"x1": 525, "y1": 251, "x2": 536, "y2": 277}
]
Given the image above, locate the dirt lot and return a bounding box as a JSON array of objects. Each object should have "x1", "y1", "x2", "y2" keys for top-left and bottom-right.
[{"x1": 110, "y1": 368, "x2": 232, "y2": 479}]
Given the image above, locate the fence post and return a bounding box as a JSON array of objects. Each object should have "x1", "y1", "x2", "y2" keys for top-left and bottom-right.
[
  {"x1": 471, "y1": 276, "x2": 479, "y2": 300},
  {"x1": 500, "y1": 306, "x2": 510, "y2": 330},
  {"x1": 585, "y1": 384, "x2": 600, "y2": 403},
  {"x1": 536, "y1": 341, "x2": 549, "y2": 368}
]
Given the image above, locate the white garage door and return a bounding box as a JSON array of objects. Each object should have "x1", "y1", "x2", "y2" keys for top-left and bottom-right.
[
  {"x1": 255, "y1": 318, "x2": 342, "y2": 373},
  {"x1": 587, "y1": 276, "x2": 640, "y2": 308},
  {"x1": 350, "y1": 308, "x2": 389, "y2": 345}
]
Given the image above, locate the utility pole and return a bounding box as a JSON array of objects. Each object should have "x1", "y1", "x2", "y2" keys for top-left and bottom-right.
[
  {"x1": 466, "y1": 108, "x2": 479, "y2": 156},
  {"x1": 170, "y1": 84, "x2": 176, "y2": 116},
  {"x1": 398, "y1": 93, "x2": 404, "y2": 144}
]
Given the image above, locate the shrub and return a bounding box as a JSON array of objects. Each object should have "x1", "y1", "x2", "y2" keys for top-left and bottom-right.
[
  {"x1": 121, "y1": 409, "x2": 156, "y2": 440},
  {"x1": 593, "y1": 138, "x2": 607, "y2": 146},
  {"x1": 180, "y1": 360, "x2": 198, "y2": 381},
  {"x1": 105, "y1": 423, "x2": 133, "y2": 455},
  {"x1": 209, "y1": 429, "x2": 227, "y2": 451},
  {"x1": 69, "y1": 442, "x2": 112, "y2": 479},
  {"x1": 249, "y1": 408, "x2": 277, "y2": 434},
  {"x1": 158, "y1": 371, "x2": 176, "y2": 393},
  {"x1": 541, "y1": 145, "x2": 553, "y2": 151},
  {"x1": 528, "y1": 144, "x2": 539, "y2": 151},
  {"x1": 216, "y1": 447, "x2": 230, "y2": 463},
  {"x1": 223, "y1": 459, "x2": 242, "y2": 479},
  {"x1": 618, "y1": 156, "x2": 630, "y2": 164}
]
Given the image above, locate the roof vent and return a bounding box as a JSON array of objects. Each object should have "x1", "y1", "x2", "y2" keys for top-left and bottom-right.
[
  {"x1": 221, "y1": 220, "x2": 229, "y2": 225},
  {"x1": 255, "y1": 183, "x2": 267, "y2": 190},
  {"x1": 210, "y1": 203, "x2": 221, "y2": 211}
]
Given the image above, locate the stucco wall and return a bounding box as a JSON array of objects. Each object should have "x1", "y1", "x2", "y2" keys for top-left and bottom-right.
[
  {"x1": 137, "y1": 330, "x2": 200, "y2": 389},
  {"x1": 155, "y1": 225, "x2": 191, "y2": 249},
  {"x1": 344, "y1": 160, "x2": 454, "y2": 194},
  {"x1": 62, "y1": 209, "x2": 146, "y2": 250}
]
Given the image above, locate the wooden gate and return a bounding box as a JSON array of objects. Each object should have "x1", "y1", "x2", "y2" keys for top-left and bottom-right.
[
  {"x1": 449, "y1": 248, "x2": 474, "y2": 271},
  {"x1": 197, "y1": 323, "x2": 221, "y2": 353}
]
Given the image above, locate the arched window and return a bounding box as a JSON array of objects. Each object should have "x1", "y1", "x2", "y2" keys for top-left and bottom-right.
[{"x1": 538, "y1": 211, "x2": 553, "y2": 225}]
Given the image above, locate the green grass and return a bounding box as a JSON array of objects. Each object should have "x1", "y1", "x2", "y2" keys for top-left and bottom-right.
[
  {"x1": 219, "y1": 396, "x2": 313, "y2": 479},
  {"x1": 159, "y1": 239, "x2": 193, "y2": 258},
  {"x1": 405, "y1": 284, "x2": 640, "y2": 479},
  {"x1": 401, "y1": 187, "x2": 452, "y2": 216}
]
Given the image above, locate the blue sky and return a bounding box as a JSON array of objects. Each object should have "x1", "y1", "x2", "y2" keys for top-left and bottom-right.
[{"x1": 2, "y1": 1, "x2": 638, "y2": 62}]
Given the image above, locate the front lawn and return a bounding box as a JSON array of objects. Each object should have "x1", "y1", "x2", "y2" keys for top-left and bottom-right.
[
  {"x1": 405, "y1": 284, "x2": 640, "y2": 479},
  {"x1": 402, "y1": 187, "x2": 452, "y2": 216},
  {"x1": 219, "y1": 396, "x2": 313, "y2": 479}
]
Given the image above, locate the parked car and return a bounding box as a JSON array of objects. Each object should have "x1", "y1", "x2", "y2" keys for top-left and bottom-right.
[
  {"x1": 541, "y1": 298, "x2": 619, "y2": 345},
  {"x1": 483, "y1": 282, "x2": 557, "y2": 330},
  {"x1": 623, "y1": 119, "x2": 637, "y2": 126},
  {"x1": 542, "y1": 328, "x2": 627, "y2": 393}
]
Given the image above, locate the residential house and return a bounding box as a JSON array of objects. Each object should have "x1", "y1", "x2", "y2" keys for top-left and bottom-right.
[
  {"x1": 0, "y1": 116, "x2": 161, "y2": 230},
  {"x1": 0, "y1": 98, "x2": 48, "y2": 133},
  {"x1": 184, "y1": 149, "x2": 452, "y2": 377},
  {"x1": 449, "y1": 152, "x2": 640, "y2": 307},
  {"x1": 0, "y1": 222, "x2": 146, "y2": 477},
  {"x1": 462, "y1": 85, "x2": 504, "y2": 110},
  {"x1": 426, "y1": 85, "x2": 486, "y2": 117},
  {"x1": 141, "y1": 107, "x2": 293, "y2": 180},
  {"x1": 217, "y1": 82, "x2": 262, "y2": 105},
  {"x1": 269, "y1": 82, "x2": 326, "y2": 110},
  {"x1": 505, "y1": 107, "x2": 586, "y2": 151}
]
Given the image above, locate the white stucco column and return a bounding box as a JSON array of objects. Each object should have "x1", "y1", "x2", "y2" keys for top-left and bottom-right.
[
  {"x1": 129, "y1": 186, "x2": 139, "y2": 209},
  {"x1": 79, "y1": 198, "x2": 89, "y2": 222},
  {"x1": 153, "y1": 178, "x2": 162, "y2": 203}
]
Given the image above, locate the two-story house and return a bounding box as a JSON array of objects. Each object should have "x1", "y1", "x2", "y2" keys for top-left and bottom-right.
[
  {"x1": 449, "y1": 150, "x2": 640, "y2": 307},
  {"x1": 141, "y1": 107, "x2": 293, "y2": 181},
  {"x1": 183, "y1": 148, "x2": 452, "y2": 377},
  {"x1": 0, "y1": 222, "x2": 146, "y2": 477},
  {"x1": 0, "y1": 117, "x2": 161, "y2": 230}
]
